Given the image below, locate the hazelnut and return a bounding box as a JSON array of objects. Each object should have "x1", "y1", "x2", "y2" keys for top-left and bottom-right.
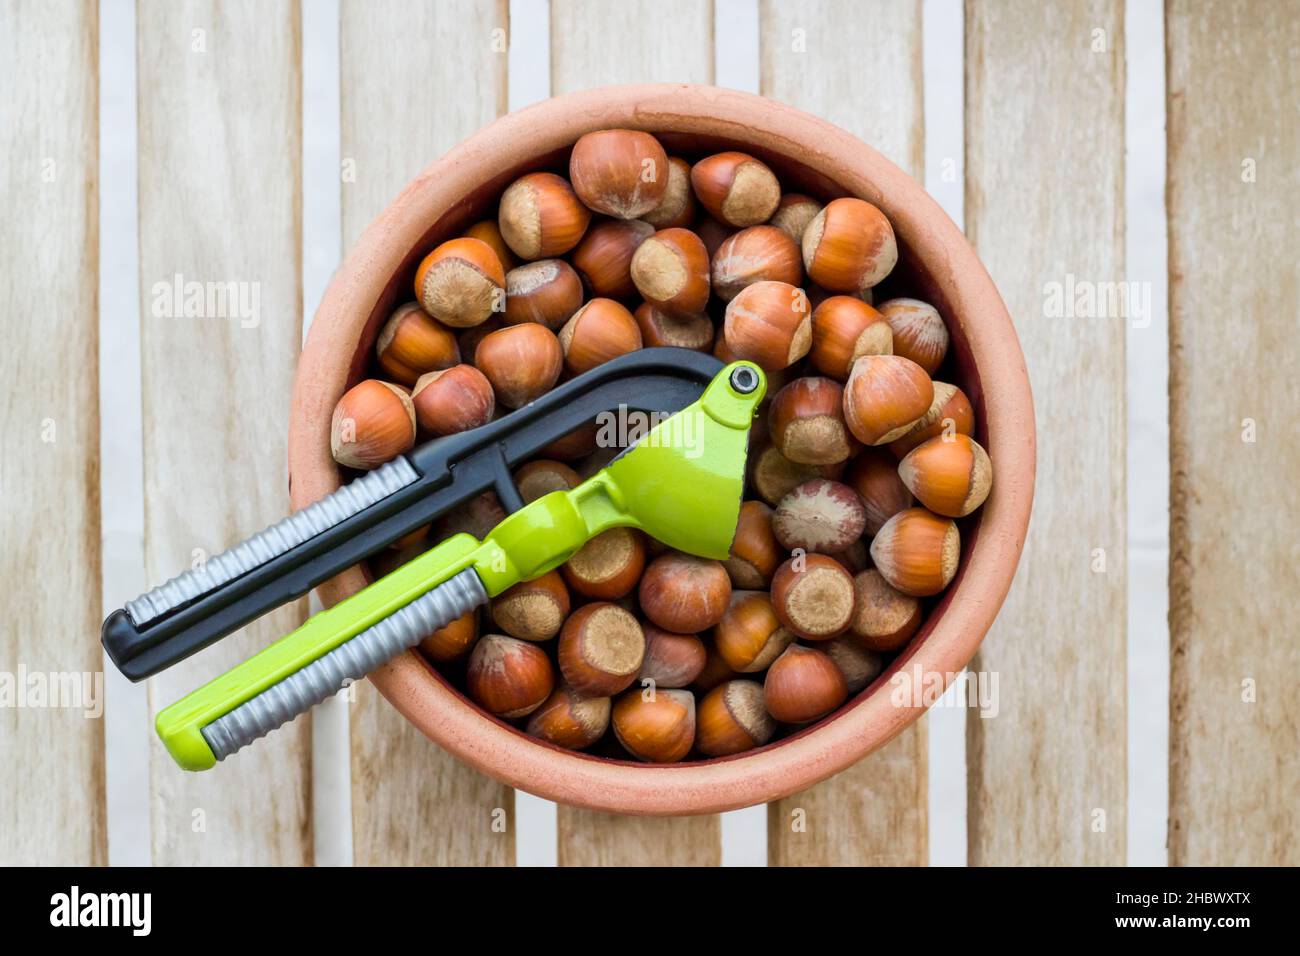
[
  {"x1": 724, "y1": 500, "x2": 781, "y2": 589},
  {"x1": 771, "y1": 479, "x2": 867, "y2": 554},
  {"x1": 330, "y1": 379, "x2": 416, "y2": 470},
  {"x1": 714, "y1": 591, "x2": 794, "y2": 673},
  {"x1": 770, "y1": 553, "x2": 856, "y2": 640},
  {"x1": 642, "y1": 156, "x2": 695, "y2": 228},
  {"x1": 457, "y1": 316, "x2": 501, "y2": 365},
  {"x1": 696, "y1": 680, "x2": 775, "y2": 756},
  {"x1": 810, "y1": 295, "x2": 893, "y2": 380},
  {"x1": 569, "y1": 129, "x2": 669, "y2": 219},
  {"x1": 474, "y1": 323, "x2": 563, "y2": 408},
  {"x1": 823, "y1": 636, "x2": 884, "y2": 694},
  {"x1": 413, "y1": 237, "x2": 506, "y2": 328},
  {"x1": 569, "y1": 219, "x2": 654, "y2": 299},
  {"x1": 466, "y1": 634, "x2": 555, "y2": 718},
  {"x1": 514, "y1": 459, "x2": 580, "y2": 503},
  {"x1": 827, "y1": 539, "x2": 870, "y2": 575},
  {"x1": 633, "y1": 302, "x2": 714, "y2": 351},
  {"x1": 612, "y1": 687, "x2": 696, "y2": 763},
  {"x1": 558, "y1": 298, "x2": 642, "y2": 374},
  {"x1": 845, "y1": 448, "x2": 913, "y2": 535},
  {"x1": 639, "y1": 552, "x2": 732, "y2": 633},
  {"x1": 503, "y1": 259, "x2": 584, "y2": 330},
  {"x1": 561, "y1": 527, "x2": 646, "y2": 599},
  {"x1": 711, "y1": 225, "x2": 803, "y2": 301},
  {"x1": 490, "y1": 570, "x2": 570, "y2": 642},
  {"x1": 849, "y1": 569, "x2": 922, "y2": 651},
  {"x1": 498, "y1": 171, "x2": 591, "y2": 260},
  {"x1": 763, "y1": 644, "x2": 848, "y2": 723},
  {"x1": 887, "y1": 381, "x2": 975, "y2": 457},
  {"x1": 869, "y1": 507, "x2": 960, "y2": 597},
  {"x1": 463, "y1": 219, "x2": 517, "y2": 272},
  {"x1": 630, "y1": 227, "x2": 711, "y2": 315},
  {"x1": 877, "y1": 297, "x2": 949, "y2": 374},
  {"x1": 801, "y1": 197, "x2": 898, "y2": 293},
  {"x1": 691, "y1": 151, "x2": 782, "y2": 227},
  {"x1": 526, "y1": 684, "x2": 611, "y2": 750},
  {"x1": 558, "y1": 602, "x2": 646, "y2": 696},
  {"x1": 748, "y1": 442, "x2": 844, "y2": 506},
  {"x1": 695, "y1": 216, "x2": 735, "y2": 259},
  {"x1": 435, "y1": 491, "x2": 506, "y2": 542},
  {"x1": 768, "y1": 376, "x2": 858, "y2": 465},
  {"x1": 417, "y1": 610, "x2": 478, "y2": 664},
  {"x1": 723, "y1": 280, "x2": 812, "y2": 372},
  {"x1": 411, "y1": 364, "x2": 494, "y2": 436},
  {"x1": 639, "y1": 625, "x2": 707, "y2": 689},
  {"x1": 898, "y1": 433, "x2": 992, "y2": 518},
  {"x1": 768, "y1": 193, "x2": 822, "y2": 244},
  {"x1": 842, "y1": 354, "x2": 934, "y2": 445},
  {"x1": 375, "y1": 302, "x2": 460, "y2": 385},
  {"x1": 693, "y1": 645, "x2": 740, "y2": 693},
  {"x1": 540, "y1": 419, "x2": 600, "y2": 461}
]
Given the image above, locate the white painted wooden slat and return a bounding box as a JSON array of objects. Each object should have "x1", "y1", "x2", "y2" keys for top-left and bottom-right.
[
  {"x1": 1166, "y1": 0, "x2": 1300, "y2": 866},
  {"x1": 0, "y1": 0, "x2": 106, "y2": 867},
  {"x1": 137, "y1": 0, "x2": 310, "y2": 865},
  {"x1": 964, "y1": 0, "x2": 1126, "y2": 865}
]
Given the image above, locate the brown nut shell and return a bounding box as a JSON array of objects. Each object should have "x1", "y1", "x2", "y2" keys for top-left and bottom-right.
[
  {"x1": 498, "y1": 171, "x2": 591, "y2": 260},
  {"x1": 711, "y1": 225, "x2": 803, "y2": 301},
  {"x1": 714, "y1": 591, "x2": 795, "y2": 673},
  {"x1": 849, "y1": 569, "x2": 923, "y2": 651},
  {"x1": 770, "y1": 553, "x2": 856, "y2": 640},
  {"x1": 842, "y1": 353, "x2": 934, "y2": 445},
  {"x1": 877, "y1": 297, "x2": 949, "y2": 375},
  {"x1": 466, "y1": 634, "x2": 555, "y2": 718},
  {"x1": 723, "y1": 280, "x2": 812, "y2": 373},
  {"x1": 569, "y1": 129, "x2": 669, "y2": 219},
  {"x1": 638, "y1": 552, "x2": 732, "y2": 633},
  {"x1": 763, "y1": 643, "x2": 848, "y2": 723},
  {"x1": 330, "y1": 379, "x2": 416, "y2": 470},
  {"x1": 526, "y1": 685, "x2": 611, "y2": 750},
  {"x1": 691, "y1": 151, "x2": 782, "y2": 227},
  {"x1": 558, "y1": 602, "x2": 646, "y2": 697},
  {"x1": 503, "y1": 259, "x2": 584, "y2": 330},
  {"x1": 474, "y1": 323, "x2": 563, "y2": 408},
  {"x1": 490, "y1": 571, "x2": 571, "y2": 642},
  {"x1": 801, "y1": 197, "x2": 898, "y2": 293},
  {"x1": 413, "y1": 237, "x2": 506, "y2": 328},
  {"x1": 868, "y1": 507, "x2": 961, "y2": 597},
  {"x1": 696, "y1": 680, "x2": 775, "y2": 756}
]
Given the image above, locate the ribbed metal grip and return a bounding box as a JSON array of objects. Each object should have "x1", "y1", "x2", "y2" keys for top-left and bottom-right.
[
  {"x1": 125, "y1": 458, "x2": 420, "y2": 627},
  {"x1": 201, "y1": 569, "x2": 487, "y2": 761}
]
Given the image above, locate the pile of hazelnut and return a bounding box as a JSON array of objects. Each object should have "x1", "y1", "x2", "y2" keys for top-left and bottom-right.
[{"x1": 329, "y1": 129, "x2": 993, "y2": 763}]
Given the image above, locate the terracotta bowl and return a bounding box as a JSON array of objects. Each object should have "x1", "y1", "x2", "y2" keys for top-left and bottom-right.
[{"x1": 289, "y1": 84, "x2": 1035, "y2": 815}]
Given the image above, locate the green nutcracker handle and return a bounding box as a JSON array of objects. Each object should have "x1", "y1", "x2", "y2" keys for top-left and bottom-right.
[{"x1": 157, "y1": 362, "x2": 766, "y2": 770}]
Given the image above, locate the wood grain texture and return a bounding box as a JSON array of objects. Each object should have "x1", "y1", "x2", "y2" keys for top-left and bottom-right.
[
  {"x1": 1166, "y1": 0, "x2": 1300, "y2": 866},
  {"x1": 340, "y1": 0, "x2": 514, "y2": 866},
  {"x1": 551, "y1": 0, "x2": 717, "y2": 864},
  {"x1": 964, "y1": 0, "x2": 1126, "y2": 865},
  {"x1": 557, "y1": 810, "x2": 720, "y2": 866},
  {"x1": 760, "y1": 0, "x2": 923, "y2": 176},
  {"x1": 0, "y1": 0, "x2": 105, "y2": 867},
  {"x1": 138, "y1": 0, "x2": 309, "y2": 865},
  {"x1": 761, "y1": 0, "x2": 928, "y2": 867},
  {"x1": 551, "y1": 0, "x2": 714, "y2": 89}
]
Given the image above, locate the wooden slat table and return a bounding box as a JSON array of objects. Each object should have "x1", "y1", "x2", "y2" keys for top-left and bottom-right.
[{"x1": 1, "y1": 0, "x2": 1294, "y2": 867}]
